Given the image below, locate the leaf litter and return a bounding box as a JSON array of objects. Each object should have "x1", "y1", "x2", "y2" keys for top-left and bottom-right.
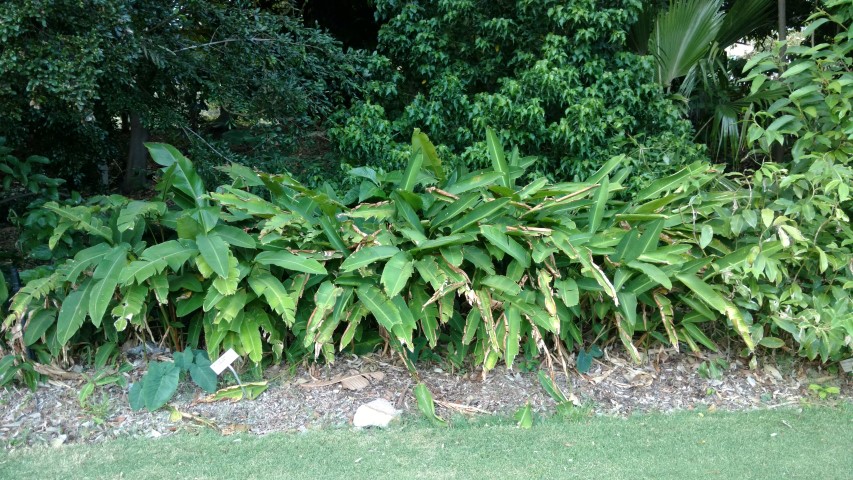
[{"x1": 1, "y1": 350, "x2": 850, "y2": 449}]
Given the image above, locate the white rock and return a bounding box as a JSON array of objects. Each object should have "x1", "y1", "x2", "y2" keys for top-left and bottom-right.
[{"x1": 352, "y1": 399, "x2": 400, "y2": 428}]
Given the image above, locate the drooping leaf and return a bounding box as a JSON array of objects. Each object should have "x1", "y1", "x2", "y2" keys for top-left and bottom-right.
[
  {"x1": 340, "y1": 246, "x2": 400, "y2": 272},
  {"x1": 57, "y1": 287, "x2": 91, "y2": 345},
  {"x1": 254, "y1": 251, "x2": 327, "y2": 275},
  {"x1": 195, "y1": 234, "x2": 231, "y2": 278},
  {"x1": 381, "y1": 251, "x2": 414, "y2": 298},
  {"x1": 414, "y1": 383, "x2": 445, "y2": 425}
]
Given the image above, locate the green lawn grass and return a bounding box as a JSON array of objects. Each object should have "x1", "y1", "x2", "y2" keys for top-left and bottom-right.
[{"x1": 2, "y1": 406, "x2": 851, "y2": 479}]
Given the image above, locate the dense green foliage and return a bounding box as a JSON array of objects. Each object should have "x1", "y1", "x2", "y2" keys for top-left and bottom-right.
[
  {"x1": 2, "y1": 1, "x2": 852, "y2": 395},
  {"x1": 0, "y1": 0, "x2": 364, "y2": 187},
  {"x1": 330, "y1": 0, "x2": 705, "y2": 189}
]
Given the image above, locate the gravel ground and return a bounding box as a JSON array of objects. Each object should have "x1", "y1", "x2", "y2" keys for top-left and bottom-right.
[{"x1": 1, "y1": 348, "x2": 850, "y2": 450}]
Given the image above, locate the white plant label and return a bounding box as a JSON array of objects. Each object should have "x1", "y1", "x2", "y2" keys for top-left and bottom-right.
[{"x1": 210, "y1": 348, "x2": 239, "y2": 375}]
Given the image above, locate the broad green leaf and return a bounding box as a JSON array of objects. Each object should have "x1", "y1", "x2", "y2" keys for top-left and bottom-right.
[
  {"x1": 146, "y1": 143, "x2": 206, "y2": 208},
  {"x1": 462, "y1": 246, "x2": 495, "y2": 275},
  {"x1": 479, "y1": 225, "x2": 529, "y2": 267},
  {"x1": 486, "y1": 128, "x2": 511, "y2": 188},
  {"x1": 247, "y1": 273, "x2": 295, "y2": 324},
  {"x1": 306, "y1": 281, "x2": 342, "y2": 339},
  {"x1": 57, "y1": 287, "x2": 91, "y2": 345},
  {"x1": 505, "y1": 305, "x2": 522, "y2": 368},
  {"x1": 88, "y1": 245, "x2": 129, "y2": 327},
  {"x1": 514, "y1": 402, "x2": 534, "y2": 429},
  {"x1": 23, "y1": 309, "x2": 56, "y2": 346},
  {"x1": 588, "y1": 176, "x2": 609, "y2": 233},
  {"x1": 554, "y1": 278, "x2": 579, "y2": 307},
  {"x1": 121, "y1": 259, "x2": 168, "y2": 284},
  {"x1": 211, "y1": 224, "x2": 256, "y2": 249},
  {"x1": 653, "y1": 293, "x2": 679, "y2": 351},
  {"x1": 254, "y1": 251, "x2": 327, "y2": 275},
  {"x1": 400, "y1": 146, "x2": 424, "y2": 192},
  {"x1": 240, "y1": 319, "x2": 263, "y2": 364},
  {"x1": 414, "y1": 383, "x2": 445, "y2": 425},
  {"x1": 381, "y1": 252, "x2": 414, "y2": 298},
  {"x1": 430, "y1": 192, "x2": 480, "y2": 227},
  {"x1": 356, "y1": 285, "x2": 401, "y2": 332},
  {"x1": 451, "y1": 197, "x2": 511, "y2": 232},
  {"x1": 537, "y1": 370, "x2": 568, "y2": 403},
  {"x1": 65, "y1": 243, "x2": 112, "y2": 284},
  {"x1": 141, "y1": 361, "x2": 180, "y2": 411},
  {"x1": 188, "y1": 355, "x2": 218, "y2": 393},
  {"x1": 411, "y1": 129, "x2": 444, "y2": 182},
  {"x1": 481, "y1": 275, "x2": 521, "y2": 296},
  {"x1": 340, "y1": 245, "x2": 400, "y2": 272},
  {"x1": 445, "y1": 171, "x2": 504, "y2": 195},
  {"x1": 196, "y1": 234, "x2": 230, "y2": 278},
  {"x1": 699, "y1": 225, "x2": 713, "y2": 248},
  {"x1": 627, "y1": 261, "x2": 672, "y2": 289},
  {"x1": 759, "y1": 337, "x2": 785, "y2": 349},
  {"x1": 141, "y1": 239, "x2": 197, "y2": 271},
  {"x1": 410, "y1": 233, "x2": 478, "y2": 251}
]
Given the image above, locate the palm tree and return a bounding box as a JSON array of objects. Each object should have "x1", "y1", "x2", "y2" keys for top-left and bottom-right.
[{"x1": 629, "y1": 0, "x2": 777, "y2": 163}]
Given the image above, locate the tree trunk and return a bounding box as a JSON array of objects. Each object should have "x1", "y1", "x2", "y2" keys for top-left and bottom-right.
[
  {"x1": 122, "y1": 112, "x2": 149, "y2": 193},
  {"x1": 772, "y1": 0, "x2": 787, "y2": 163}
]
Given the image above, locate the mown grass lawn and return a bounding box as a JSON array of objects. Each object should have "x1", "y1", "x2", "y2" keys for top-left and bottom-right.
[{"x1": 2, "y1": 405, "x2": 850, "y2": 479}]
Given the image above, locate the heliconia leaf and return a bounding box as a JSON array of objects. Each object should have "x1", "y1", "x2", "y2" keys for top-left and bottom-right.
[
  {"x1": 486, "y1": 128, "x2": 511, "y2": 188},
  {"x1": 146, "y1": 143, "x2": 207, "y2": 208},
  {"x1": 451, "y1": 197, "x2": 511, "y2": 232},
  {"x1": 240, "y1": 318, "x2": 264, "y2": 364},
  {"x1": 462, "y1": 246, "x2": 496, "y2": 275},
  {"x1": 356, "y1": 285, "x2": 401, "y2": 332},
  {"x1": 391, "y1": 191, "x2": 425, "y2": 234},
  {"x1": 627, "y1": 261, "x2": 672, "y2": 289},
  {"x1": 537, "y1": 270, "x2": 557, "y2": 317},
  {"x1": 577, "y1": 248, "x2": 618, "y2": 305},
  {"x1": 141, "y1": 239, "x2": 198, "y2": 271},
  {"x1": 306, "y1": 282, "x2": 343, "y2": 339},
  {"x1": 624, "y1": 219, "x2": 665, "y2": 262},
  {"x1": 195, "y1": 234, "x2": 230, "y2": 278},
  {"x1": 57, "y1": 287, "x2": 91, "y2": 345},
  {"x1": 682, "y1": 323, "x2": 719, "y2": 352},
  {"x1": 479, "y1": 225, "x2": 530, "y2": 267},
  {"x1": 340, "y1": 245, "x2": 400, "y2": 272},
  {"x1": 412, "y1": 129, "x2": 444, "y2": 182},
  {"x1": 400, "y1": 144, "x2": 425, "y2": 193},
  {"x1": 410, "y1": 233, "x2": 478, "y2": 251},
  {"x1": 616, "y1": 315, "x2": 642, "y2": 363},
  {"x1": 653, "y1": 293, "x2": 679, "y2": 352},
  {"x1": 254, "y1": 251, "x2": 327, "y2": 275},
  {"x1": 675, "y1": 273, "x2": 727, "y2": 313},
  {"x1": 23, "y1": 309, "x2": 56, "y2": 346},
  {"x1": 445, "y1": 171, "x2": 505, "y2": 195},
  {"x1": 117, "y1": 201, "x2": 166, "y2": 232},
  {"x1": 514, "y1": 402, "x2": 534, "y2": 429},
  {"x1": 554, "y1": 278, "x2": 579, "y2": 307},
  {"x1": 64, "y1": 243, "x2": 112, "y2": 284},
  {"x1": 414, "y1": 383, "x2": 445, "y2": 425},
  {"x1": 505, "y1": 305, "x2": 521, "y2": 368},
  {"x1": 121, "y1": 259, "x2": 168, "y2": 284},
  {"x1": 315, "y1": 288, "x2": 353, "y2": 346},
  {"x1": 88, "y1": 245, "x2": 129, "y2": 327},
  {"x1": 588, "y1": 176, "x2": 609, "y2": 233},
  {"x1": 381, "y1": 251, "x2": 414, "y2": 298},
  {"x1": 247, "y1": 273, "x2": 295, "y2": 324},
  {"x1": 481, "y1": 275, "x2": 522, "y2": 296},
  {"x1": 430, "y1": 192, "x2": 480, "y2": 227},
  {"x1": 211, "y1": 224, "x2": 256, "y2": 249}
]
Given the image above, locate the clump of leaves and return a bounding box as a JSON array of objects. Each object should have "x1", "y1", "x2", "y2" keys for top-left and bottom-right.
[{"x1": 129, "y1": 349, "x2": 217, "y2": 412}]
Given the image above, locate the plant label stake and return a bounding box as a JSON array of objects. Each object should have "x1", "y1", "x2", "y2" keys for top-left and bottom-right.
[{"x1": 210, "y1": 348, "x2": 246, "y2": 397}]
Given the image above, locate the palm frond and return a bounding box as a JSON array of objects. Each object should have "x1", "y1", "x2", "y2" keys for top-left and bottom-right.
[
  {"x1": 717, "y1": 0, "x2": 776, "y2": 49},
  {"x1": 650, "y1": 0, "x2": 725, "y2": 88}
]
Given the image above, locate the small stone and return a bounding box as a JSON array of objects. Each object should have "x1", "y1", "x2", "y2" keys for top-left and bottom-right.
[
  {"x1": 352, "y1": 399, "x2": 401, "y2": 428},
  {"x1": 51, "y1": 434, "x2": 67, "y2": 448}
]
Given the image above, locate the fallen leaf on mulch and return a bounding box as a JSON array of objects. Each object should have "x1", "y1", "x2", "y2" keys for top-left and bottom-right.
[
  {"x1": 197, "y1": 382, "x2": 269, "y2": 403},
  {"x1": 299, "y1": 371, "x2": 385, "y2": 390}
]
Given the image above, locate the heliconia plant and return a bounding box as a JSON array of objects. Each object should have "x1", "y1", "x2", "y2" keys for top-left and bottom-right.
[{"x1": 3, "y1": 124, "x2": 849, "y2": 378}]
